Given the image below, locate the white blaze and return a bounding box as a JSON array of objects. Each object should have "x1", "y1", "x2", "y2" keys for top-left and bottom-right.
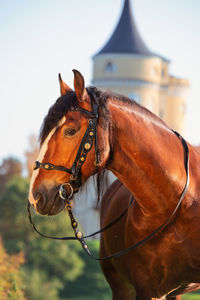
[{"x1": 29, "y1": 117, "x2": 66, "y2": 205}]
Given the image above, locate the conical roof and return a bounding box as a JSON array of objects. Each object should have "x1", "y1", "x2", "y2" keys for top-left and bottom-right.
[{"x1": 97, "y1": 0, "x2": 153, "y2": 56}]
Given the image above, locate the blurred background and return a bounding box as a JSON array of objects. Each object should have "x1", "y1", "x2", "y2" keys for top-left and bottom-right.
[{"x1": 0, "y1": 0, "x2": 200, "y2": 299}]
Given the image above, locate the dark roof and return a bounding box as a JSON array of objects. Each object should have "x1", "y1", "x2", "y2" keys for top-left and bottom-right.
[{"x1": 96, "y1": 0, "x2": 167, "y2": 59}]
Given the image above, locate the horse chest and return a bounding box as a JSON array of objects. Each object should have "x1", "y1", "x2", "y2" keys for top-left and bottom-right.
[{"x1": 122, "y1": 210, "x2": 200, "y2": 290}]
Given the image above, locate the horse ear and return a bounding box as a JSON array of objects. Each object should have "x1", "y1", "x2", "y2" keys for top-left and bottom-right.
[
  {"x1": 58, "y1": 73, "x2": 72, "y2": 96},
  {"x1": 72, "y1": 69, "x2": 88, "y2": 102}
]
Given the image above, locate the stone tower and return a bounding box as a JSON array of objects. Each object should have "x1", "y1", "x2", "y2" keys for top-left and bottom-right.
[{"x1": 92, "y1": 0, "x2": 189, "y2": 134}]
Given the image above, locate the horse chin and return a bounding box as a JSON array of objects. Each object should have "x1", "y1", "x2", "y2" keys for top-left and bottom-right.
[{"x1": 48, "y1": 197, "x2": 66, "y2": 216}]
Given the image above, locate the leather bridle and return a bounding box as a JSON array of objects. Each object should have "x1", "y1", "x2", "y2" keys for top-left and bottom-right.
[
  {"x1": 28, "y1": 89, "x2": 190, "y2": 261},
  {"x1": 33, "y1": 89, "x2": 100, "y2": 200}
]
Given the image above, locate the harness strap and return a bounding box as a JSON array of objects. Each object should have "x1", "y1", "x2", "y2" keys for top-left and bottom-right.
[
  {"x1": 82, "y1": 131, "x2": 190, "y2": 260},
  {"x1": 34, "y1": 161, "x2": 72, "y2": 174},
  {"x1": 34, "y1": 91, "x2": 100, "y2": 199},
  {"x1": 27, "y1": 195, "x2": 134, "y2": 242},
  {"x1": 71, "y1": 118, "x2": 95, "y2": 179},
  {"x1": 27, "y1": 130, "x2": 189, "y2": 261}
]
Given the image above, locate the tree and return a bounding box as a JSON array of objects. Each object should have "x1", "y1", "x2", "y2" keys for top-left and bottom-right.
[
  {"x1": 0, "y1": 175, "x2": 85, "y2": 300},
  {"x1": 60, "y1": 240, "x2": 111, "y2": 300},
  {"x1": 0, "y1": 175, "x2": 30, "y2": 253},
  {"x1": 24, "y1": 134, "x2": 39, "y2": 178},
  {"x1": 0, "y1": 157, "x2": 22, "y2": 197},
  {"x1": 0, "y1": 236, "x2": 26, "y2": 300}
]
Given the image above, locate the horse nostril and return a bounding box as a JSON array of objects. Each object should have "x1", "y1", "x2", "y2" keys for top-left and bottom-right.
[{"x1": 35, "y1": 191, "x2": 46, "y2": 210}]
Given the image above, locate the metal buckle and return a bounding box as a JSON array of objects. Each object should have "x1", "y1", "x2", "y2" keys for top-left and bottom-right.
[
  {"x1": 70, "y1": 174, "x2": 77, "y2": 181},
  {"x1": 33, "y1": 161, "x2": 40, "y2": 170},
  {"x1": 59, "y1": 183, "x2": 74, "y2": 200}
]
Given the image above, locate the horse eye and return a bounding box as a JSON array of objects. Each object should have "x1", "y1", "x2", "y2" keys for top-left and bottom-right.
[{"x1": 64, "y1": 128, "x2": 77, "y2": 136}]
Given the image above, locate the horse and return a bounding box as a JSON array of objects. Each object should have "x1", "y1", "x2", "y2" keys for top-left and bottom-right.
[
  {"x1": 100, "y1": 144, "x2": 200, "y2": 299},
  {"x1": 29, "y1": 69, "x2": 200, "y2": 300},
  {"x1": 100, "y1": 179, "x2": 184, "y2": 300}
]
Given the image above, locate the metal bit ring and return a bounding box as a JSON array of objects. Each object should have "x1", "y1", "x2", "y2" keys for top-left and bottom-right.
[{"x1": 59, "y1": 183, "x2": 74, "y2": 200}]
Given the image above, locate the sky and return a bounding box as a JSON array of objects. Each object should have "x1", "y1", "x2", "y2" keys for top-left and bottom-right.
[{"x1": 0, "y1": 0, "x2": 200, "y2": 163}]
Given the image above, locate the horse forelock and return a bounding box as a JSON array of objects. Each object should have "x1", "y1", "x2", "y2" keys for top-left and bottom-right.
[
  {"x1": 39, "y1": 90, "x2": 76, "y2": 146},
  {"x1": 39, "y1": 87, "x2": 110, "y2": 147}
]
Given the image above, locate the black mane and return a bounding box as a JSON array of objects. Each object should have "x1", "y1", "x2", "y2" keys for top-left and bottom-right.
[
  {"x1": 40, "y1": 85, "x2": 166, "y2": 147},
  {"x1": 39, "y1": 87, "x2": 108, "y2": 146},
  {"x1": 39, "y1": 90, "x2": 76, "y2": 146}
]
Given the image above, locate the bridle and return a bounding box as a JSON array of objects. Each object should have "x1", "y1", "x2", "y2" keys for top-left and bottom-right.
[
  {"x1": 28, "y1": 89, "x2": 190, "y2": 261},
  {"x1": 33, "y1": 88, "x2": 100, "y2": 200}
]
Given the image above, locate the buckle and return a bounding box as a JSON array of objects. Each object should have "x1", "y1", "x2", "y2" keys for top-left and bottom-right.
[{"x1": 33, "y1": 161, "x2": 40, "y2": 170}]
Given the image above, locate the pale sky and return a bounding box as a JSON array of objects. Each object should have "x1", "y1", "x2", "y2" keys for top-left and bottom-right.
[{"x1": 0, "y1": 0, "x2": 200, "y2": 163}]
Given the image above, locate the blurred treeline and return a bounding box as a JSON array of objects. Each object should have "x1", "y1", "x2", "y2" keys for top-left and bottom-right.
[{"x1": 0, "y1": 152, "x2": 111, "y2": 300}]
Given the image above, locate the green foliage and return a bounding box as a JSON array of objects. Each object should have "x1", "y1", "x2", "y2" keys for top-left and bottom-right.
[
  {"x1": 0, "y1": 157, "x2": 22, "y2": 198},
  {"x1": 21, "y1": 268, "x2": 63, "y2": 300},
  {"x1": 0, "y1": 237, "x2": 26, "y2": 300},
  {"x1": 0, "y1": 172, "x2": 112, "y2": 299},
  {"x1": 1, "y1": 171, "x2": 200, "y2": 300},
  {"x1": 60, "y1": 239, "x2": 111, "y2": 300},
  {"x1": 182, "y1": 294, "x2": 200, "y2": 300},
  {"x1": 0, "y1": 175, "x2": 85, "y2": 299},
  {"x1": 0, "y1": 175, "x2": 30, "y2": 253}
]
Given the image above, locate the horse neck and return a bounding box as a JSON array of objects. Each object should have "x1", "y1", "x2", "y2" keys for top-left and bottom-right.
[{"x1": 107, "y1": 98, "x2": 186, "y2": 216}]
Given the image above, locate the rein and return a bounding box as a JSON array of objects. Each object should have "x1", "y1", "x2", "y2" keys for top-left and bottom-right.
[
  {"x1": 27, "y1": 195, "x2": 134, "y2": 256},
  {"x1": 28, "y1": 89, "x2": 190, "y2": 260}
]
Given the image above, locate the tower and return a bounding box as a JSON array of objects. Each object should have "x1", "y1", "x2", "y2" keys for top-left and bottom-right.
[
  {"x1": 75, "y1": 0, "x2": 189, "y2": 236},
  {"x1": 92, "y1": 0, "x2": 189, "y2": 134}
]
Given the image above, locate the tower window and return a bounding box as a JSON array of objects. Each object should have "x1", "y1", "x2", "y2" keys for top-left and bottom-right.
[
  {"x1": 104, "y1": 61, "x2": 117, "y2": 73},
  {"x1": 161, "y1": 68, "x2": 166, "y2": 78}
]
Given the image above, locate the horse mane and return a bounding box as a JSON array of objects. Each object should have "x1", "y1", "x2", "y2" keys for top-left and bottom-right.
[
  {"x1": 39, "y1": 87, "x2": 109, "y2": 146},
  {"x1": 108, "y1": 90, "x2": 169, "y2": 130},
  {"x1": 39, "y1": 90, "x2": 76, "y2": 146},
  {"x1": 40, "y1": 86, "x2": 167, "y2": 146}
]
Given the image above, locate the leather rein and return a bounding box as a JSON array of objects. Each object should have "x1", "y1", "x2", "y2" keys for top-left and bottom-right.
[{"x1": 27, "y1": 90, "x2": 190, "y2": 261}]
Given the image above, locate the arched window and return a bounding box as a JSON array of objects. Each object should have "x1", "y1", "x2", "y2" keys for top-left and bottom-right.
[
  {"x1": 104, "y1": 61, "x2": 117, "y2": 73},
  {"x1": 161, "y1": 68, "x2": 166, "y2": 78}
]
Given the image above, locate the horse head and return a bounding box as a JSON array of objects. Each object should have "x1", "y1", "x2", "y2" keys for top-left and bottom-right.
[{"x1": 29, "y1": 70, "x2": 110, "y2": 215}]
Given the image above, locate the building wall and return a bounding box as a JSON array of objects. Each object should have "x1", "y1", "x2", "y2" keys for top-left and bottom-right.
[
  {"x1": 92, "y1": 54, "x2": 168, "y2": 85},
  {"x1": 92, "y1": 53, "x2": 189, "y2": 135},
  {"x1": 164, "y1": 76, "x2": 189, "y2": 133},
  {"x1": 74, "y1": 172, "x2": 116, "y2": 236},
  {"x1": 92, "y1": 54, "x2": 166, "y2": 118}
]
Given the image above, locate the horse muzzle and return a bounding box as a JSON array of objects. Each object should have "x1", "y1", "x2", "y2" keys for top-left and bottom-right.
[{"x1": 32, "y1": 185, "x2": 66, "y2": 215}]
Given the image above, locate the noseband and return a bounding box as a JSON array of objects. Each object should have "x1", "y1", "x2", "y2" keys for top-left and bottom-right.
[{"x1": 34, "y1": 89, "x2": 100, "y2": 200}]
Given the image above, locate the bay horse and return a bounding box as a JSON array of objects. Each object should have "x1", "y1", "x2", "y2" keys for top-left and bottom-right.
[{"x1": 29, "y1": 70, "x2": 200, "y2": 300}]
